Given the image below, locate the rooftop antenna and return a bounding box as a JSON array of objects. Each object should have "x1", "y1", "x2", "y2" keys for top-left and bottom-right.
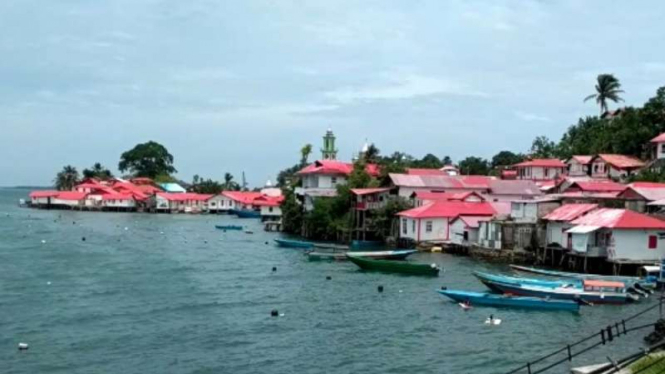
[{"x1": 242, "y1": 171, "x2": 248, "y2": 191}]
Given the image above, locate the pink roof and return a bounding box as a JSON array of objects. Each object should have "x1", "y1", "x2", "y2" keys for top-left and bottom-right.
[
  {"x1": 74, "y1": 182, "x2": 117, "y2": 195},
  {"x1": 515, "y1": 159, "x2": 566, "y2": 168},
  {"x1": 221, "y1": 191, "x2": 264, "y2": 204},
  {"x1": 297, "y1": 160, "x2": 379, "y2": 177},
  {"x1": 350, "y1": 188, "x2": 391, "y2": 196},
  {"x1": 389, "y1": 174, "x2": 494, "y2": 189},
  {"x1": 101, "y1": 193, "x2": 134, "y2": 201},
  {"x1": 397, "y1": 201, "x2": 496, "y2": 219},
  {"x1": 451, "y1": 215, "x2": 489, "y2": 229},
  {"x1": 406, "y1": 168, "x2": 444, "y2": 176},
  {"x1": 112, "y1": 182, "x2": 150, "y2": 201},
  {"x1": 620, "y1": 183, "x2": 665, "y2": 201},
  {"x1": 489, "y1": 180, "x2": 542, "y2": 196},
  {"x1": 488, "y1": 201, "x2": 512, "y2": 216},
  {"x1": 54, "y1": 191, "x2": 88, "y2": 201},
  {"x1": 412, "y1": 191, "x2": 485, "y2": 202},
  {"x1": 156, "y1": 193, "x2": 213, "y2": 202},
  {"x1": 594, "y1": 154, "x2": 645, "y2": 169},
  {"x1": 30, "y1": 190, "x2": 60, "y2": 198},
  {"x1": 571, "y1": 208, "x2": 665, "y2": 229},
  {"x1": 252, "y1": 195, "x2": 285, "y2": 207},
  {"x1": 567, "y1": 181, "x2": 627, "y2": 193},
  {"x1": 570, "y1": 155, "x2": 593, "y2": 165},
  {"x1": 651, "y1": 133, "x2": 665, "y2": 143},
  {"x1": 560, "y1": 191, "x2": 622, "y2": 199},
  {"x1": 543, "y1": 204, "x2": 598, "y2": 222}
]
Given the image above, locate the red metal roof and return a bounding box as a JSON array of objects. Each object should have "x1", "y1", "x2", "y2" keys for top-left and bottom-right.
[
  {"x1": 389, "y1": 174, "x2": 494, "y2": 189},
  {"x1": 29, "y1": 190, "x2": 60, "y2": 198},
  {"x1": 514, "y1": 159, "x2": 566, "y2": 168},
  {"x1": 397, "y1": 201, "x2": 496, "y2": 219},
  {"x1": 594, "y1": 154, "x2": 645, "y2": 169},
  {"x1": 566, "y1": 181, "x2": 626, "y2": 193},
  {"x1": 112, "y1": 182, "x2": 150, "y2": 201},
  {"x1": 412, "y1": 191, "x2": 484, "y2": 202},
  {"x1": 54, "y1": 191, "x2": 88, "y2": 201},
  {"x1": 350, "y1": 188, "x2": 391, "y2": 196},
  {"x1": 570, "y1": 155, "x2": 593, "y2": 165},
  {"x1": 406, "y1": 168, "x2": 444, "y2": 176},
  {"x1": 570, "y1": 208, "x2": 665, "y2": 229},
  {"x1": 156, "y1": 193, "x2": 213, "y2": 201},
  {"x1": 221, "y1": 191, "x2": 264, "y2": 204},
  {"x1": 559, "y1": 191, "x2": 622, "y2": 199},
  {"x1": 252, "y1": 195, "x2": 285, "y2": 207},
  {"x1": 651, "y1": 133, "x2": 665, "y2": 143},
  {"x1": 542, "y1": 204, "x2": 598, "y2": 222},
  {"x1": 620, "y1": 183, "x2": 665, "y2": 201},
  {"x1": 451, "y1": 215, "x2": 489, "y2": 228},
  {"x1": 297, "y1": 160, "x2": 379, "y2": 176}
]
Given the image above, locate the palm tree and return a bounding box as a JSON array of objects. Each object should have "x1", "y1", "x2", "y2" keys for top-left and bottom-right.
[
  {"x1": 363, "y1": 144, "x2": 380, "y2": 163},
  {"x1": 223, "y1": 172, "x2": 239, "y2": 191},
  {"x1": 584, "y1": 74, "x2": 624, "y2": 115},
  {"x1": 300, "y1": 144, "x2": 313, "y2": 166},
  {"x1": 54, "y1": 165, "x2": 80, "y2": 191}
]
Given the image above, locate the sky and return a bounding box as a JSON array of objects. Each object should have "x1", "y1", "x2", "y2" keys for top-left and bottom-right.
[{"x1": 2, "y1": 0, "x2": 665, "y2": 187}]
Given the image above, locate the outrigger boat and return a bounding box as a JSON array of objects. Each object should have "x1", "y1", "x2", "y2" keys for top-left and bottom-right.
[
  {"x1": 346, "y1": 255, "x2": 440, "y2": 276},
  {"x1": 214, "y1": 225, "x2": 243, "y2": 231},
  {"x1": 473, "y1": 271, "x2": 580, "y2": 291},
  {"x1": 437, "y1": 289, "x2": 580, "y2": 312},
  {"x1": 486, "y1": 279, "x2": 639, "y2": 304},
  {"x1": 307, "y1": 249, "x2": 418, "y2": 262},
  {"x1": 274, "y1": 238, "x2": 314, "y2": 249},
  {"x1": 510, "y1": 265, "x2": 656, "y2": 291}
]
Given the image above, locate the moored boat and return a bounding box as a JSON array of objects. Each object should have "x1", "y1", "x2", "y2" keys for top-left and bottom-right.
[
  {"x1": 307, "y1": 249, "x2": 418, "y2": 262},
  {"x1": 231, "y1": 209, "x2": 261, "y2": 218},
  {"x1": 487, "y1": 279, "x2": 638, "y2": 304},
  {"x1": 274, "y1": 238, "x2": 314, "y2": 249},
  {"x1": 473, "y1": 271, "x2": 581, "y2": 292},
  {"x1": 437, "y1": 289, "x2": 580, "y2": 312},
  {"x1": 346, "y1": 255, "x2": 440, "y2": 276},
  {"x1": 214, "y1": 225, "x2": 243, "y2": 231},
  {"x1": 510, "y1": 265, "x2": 656, "y2": 290}
]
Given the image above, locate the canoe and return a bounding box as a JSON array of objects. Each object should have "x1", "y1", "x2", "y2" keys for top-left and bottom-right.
[
  {"x1": 437, "y1": 289, "x2": 580, "y2": 312},
  {"x1": 346, "y1": 255, "x2": 440, "y2": 276},
  {"x1": 307, "y1": 249, "x2": 418, "y2": 262},
  {"x1": 510, "y1": 265, "x2": 656, "y2": 290},
  {"x1": 274, "y1": 238, "x2": 314, "y2": 249},
  {"x1": 473, "y1": 271, "x2": 581, "y2": 292},
  {"x1": 486, "y1": 279, "x2": 638, "y2": 304},
  {"x1": 349, "y1": 240, "x2": 384, "y2": 250},
  {"x1": 231, "y1": 209, "x2": 261, "y2": 218},
  {"x1": 214, "y1": 225, "x2": 243, "y2": 231}
]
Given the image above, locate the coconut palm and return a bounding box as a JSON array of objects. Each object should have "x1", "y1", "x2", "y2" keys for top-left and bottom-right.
[
  {"x1": 82, "y1": 162, "x2": 113, "y2": 180},
  {"x1": 223, "y1": 172, "x2": 240, "y2": 191},
  {"x1": 300, "y1": 144, "x2": 313, "y2": 166},
  {"x1": 584, "y1": 74, "x2": 624, "y2": 115},
  {"x1": 54, "y1": 165, "x2": 80, "y2": 191},
  {"x1": 363, "y1": 144, "x2": 380, "y2": 163}
]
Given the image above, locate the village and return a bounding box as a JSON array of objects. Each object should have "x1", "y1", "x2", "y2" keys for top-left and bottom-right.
[{"x1": 24, "y1": 127, "x2": 665, "y2": 277}]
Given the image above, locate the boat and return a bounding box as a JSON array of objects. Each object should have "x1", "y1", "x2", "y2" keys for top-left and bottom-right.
[
  {"x1": 473, "y1": 271, "x2": 581, "y2": 292},
  {"x1": 231, "y1": 209, "x2": 261, "y2": 218},
  {"x1": 307, "y1": 249, "x2": 418, "y2": 262},
  {"x1": 349, "y1": 240, "x2": 384, "y2": 250},
  {"x1": 486, "y1": 279, "x2": 638, "y2": 304},
  {"x1": 437, "y1": 289, "x2": 581, "y2": 312},
  {"x1": 346, "y1": 255, "x2": 440, "y2": 276},
  {"x1": 214, "y1": 225, "x2": 243, "y2": 231},
  {"x1": 274, "y1": 238, "x2": 314, "y2": 249},
  {"x1": 510, "y1": 265, "x2": 656, "y2": 291}
]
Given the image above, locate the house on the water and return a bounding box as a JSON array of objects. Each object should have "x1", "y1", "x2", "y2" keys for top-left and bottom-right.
[
  {"x1": 542, "y1": 203, "x2": 599, "y2": 248},
  {"x1": 617, "y1": 182, "x2": 665, "y2": 213},
  {"x1": 154, "y1": 193, "x2": 213, "y2": 213},
  {"x1": 351, "y1": 188, "x2": 392, "y2": 241}
]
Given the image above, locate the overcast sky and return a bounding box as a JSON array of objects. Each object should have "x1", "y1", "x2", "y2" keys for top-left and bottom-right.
[{"x1": 2, "y1": 0, "x2": 665, "y2": 187}]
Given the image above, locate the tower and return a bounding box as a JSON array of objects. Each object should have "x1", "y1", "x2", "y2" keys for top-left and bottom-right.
[{"x1": 321, "y1": 128, "x2": 338, "y2": 160}]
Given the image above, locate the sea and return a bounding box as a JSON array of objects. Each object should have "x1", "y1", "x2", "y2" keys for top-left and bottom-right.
[{"x1": 0, "y1": 188, "x2": 659, "y2": 374}]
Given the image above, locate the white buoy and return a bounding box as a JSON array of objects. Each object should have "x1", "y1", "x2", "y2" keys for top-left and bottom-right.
[
  {"x1": 41, "y1": 240, "x2": 46, "y2": 244},
  {"x1": 18, "y1": 343, "x2": 29, "y2": 350},
  {"x1": 485, "y1": 318, "x2": 502, "y2": 325},
  {"x1": 160, "y1": 231, "x2": 164, "y2": 235},
  {"x1": 124, "y1": 227, "x2": 129, "y2": 231},
  {"x1": 47, "y1": 281, "x2": 51, "y2": 285}
]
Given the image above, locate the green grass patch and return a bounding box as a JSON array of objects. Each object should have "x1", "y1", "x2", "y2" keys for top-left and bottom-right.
[{"x1": 629, "y1": 354, "x2": 665, "y2": 374}]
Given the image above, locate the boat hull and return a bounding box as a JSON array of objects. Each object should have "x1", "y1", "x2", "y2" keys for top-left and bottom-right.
[
  {"x1": 346, "y1": 255, "x2": 439, "y2": 276},
  {"x1": 274, "y1": 238, "x2": 314, "y2": 249},
  {"x1": 488, "y1": 280, "x2": 635, "y2": 304},
  {"x1": 438, "y1": 290, "x2": 580, "y2": 312},
  {"x1": 231, "y1": 209, "x2": 261, "y2": 218},
  {"x1": 474, "y1": 271, "x2": 581, "y2": 290},
  {"x1": 307, "y1": 249, "x2": 418, "y2": 262},
  {"x1": 214, "y1": 225, "x2": 243, "y2": 230}
]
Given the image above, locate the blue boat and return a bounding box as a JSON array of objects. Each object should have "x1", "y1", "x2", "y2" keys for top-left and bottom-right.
[
  {"x1": 437, "y1": 289, "x2": 580, "y2": 312},
  {"x1": 510, "y1": 264, "x2": 656, "y2": 290},
  {"x1": 231, "y1": 209, "x2": 261, "y2": 218},
  {"x1": 274, "y1": 238, "x2": 314, "y2": 249},
  {"x1": 486, "y1": 279, "x2": 638, "y2": 304},
  {"x1": 349, "y1": 240, "x2": 384, "y2": 250},
  {"x1": 473, "y1": 271, "x2": 581, "y2": 292},
  {"x1": 214, "y1": 225, "x2": 243, "y2": 231}
]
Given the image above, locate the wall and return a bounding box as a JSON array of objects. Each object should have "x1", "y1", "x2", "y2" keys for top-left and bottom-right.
[
  {"x1": 517, "y1": 166, "x2": 565, "y2": 181},
  {"x1": 104, "y1": 199, "x2": 136, "y2": 208},
  {"x1": 610, "y1": 229, "x2": 665, "y2": 262},
  {"x1": 568, "y1": 160, "x2": 588, "y2": 176},
  {"x1": 303, "y1": 174, "x2": 347, "y2": 189},
  {"x1": 657, "y1": 142, "x2": 665, "y2": 160},
  {"x1": 478, "y1": 221, "x2": 502, "y2": 249},
  {"x1": 590, "y1": 161, "x2": 609, "y2": 178},
  {"x1": 260, "y1": 206, "x2": 282, "y2": 218},
  {"x1": 400, "y1": 217, "x2": 448, "y2": 242},
  {"x1": 208, "y1": 196, "x2": 235, "y2": 211},
  {"x1": 450, "y1": 220, "x2": 479, "y2": 245},
  {"x1": 546, "y1": 221, "x2": 570, "y2": 247},
  {"x1": 51, "y1": 198, "x2": 82, "y2": 207}
]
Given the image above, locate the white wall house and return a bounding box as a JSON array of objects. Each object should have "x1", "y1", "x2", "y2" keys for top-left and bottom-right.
[
  {"x1": 154, "y1": 193, "x2": 211, "y2": 213},
  {"x1": 510, "y1": 199, "x2": 561, "y2": 223},
  {"x1": 514, "y1": 159, "x2": 567, "y2": 181},
  {"x1": 478, "y1": 220, "x2": 503, "y2": 250},
  {"x1": 567, "y1": 156, "x2": 592, "y2": 177},
  {"x1": 207, "y1": 195, "x2": 236, "y2": 213},
  {"x1": 449, "y1": 216, "x2": 485, "y2": 245},
  {"x1": 590, "y1": 154, "x2": 645, "y2": 179},
  {"x1": 399, "y1": 216, "x2": 449, "y2": 242},
  {"x1": 542, "y1": 204, "x2": 598, "y2": 247},
  {"x1": 102, "y1": 194, "x2": 136, "y2": 210}
]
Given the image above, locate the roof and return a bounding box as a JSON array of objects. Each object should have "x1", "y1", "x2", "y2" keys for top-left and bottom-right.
[
  {"x1": 112, "y1": 182, "x2": 150, "y2": 200},
  {"x1": 221, "y1": 191, "x2": 263, "y2": 204},
  {"x1": 566, "y1": 181, "x2": 627, "y2": 193},
  {"x1": 350, "y1": 188, "x2": 391, "y2": 196},
  {"x1": 559, "y1": 191, "x2": 623, "y2": 199},
  {"x1": 130, "y1": 177, "x2": 154, "y2": 184},
  {"x1": 542, "y1": 204, "x2": 598, "y2": 222},
  {"x1": 620, "y1": 182, "x2": 665, "y2": 202},
  {"x1": 297, "y1": 160, "x2": 379, "y2": 176},
  {"x1": 159, "y1": 183, "x2": 187, "y2": 193},
  {"x1": 593, "y1": 154, "x2": 645, "y2": 170},
  {"x1": 451, "y1": 215, "x2": 489, "y2": 229},
  {"x1": 535, "y1": 180, "x2": 559, "y2": 192},
  {"x1": 570, "y1": 208, "x2": 665, "y2": 229},
  {"x1": 156, "y1": 192, "x2": 213, "y2": 201},
  {"x1": 500, "y1": 170, "x2": 517, "y2": 179},
  {"x1": 406, "y1": 168, "x2": 444, "y2": 176},
  {"x1": 252, "y1": 195, "x2": 285, "y2": 207},
  {"x1": 489, "y1": 180, "x2": 542, "y2": 196},
  {"x1": 29, "y1": 190, "x2": 60, "y2": 198},
  {"x1": 74, "y1": 182, "x2": 117, "y2": 195},
  {"x1": 489, "y1": 201, "x2": 512, "y2": 216},
  {"x1": 569, "y1": 155, "x2": 593, "y2": 165},
  {"x1": 651, "y1": 133, "x2": 665, "y2": 143},
  {"x1": 397, "y1": 201, "x2": 496, "y2": 219},
  {"x1": 389, "y1": 174, "x2": 494, "y2": 189},
  {"x1": 54, "y1": 191, "x2": 88, "y2": 201},
  {"x1": 412, "y1": 191, "x2": 485, "y2": 202},
  {"x1": 514, "y1": 159, "x2": 566, "y2": 168}
]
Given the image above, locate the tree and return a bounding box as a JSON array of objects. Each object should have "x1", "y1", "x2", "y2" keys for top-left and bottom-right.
[
  {"x1": 413, "y1": 154, "x2": 443, "y2": 169},
  {"x1": 82, "y1": 162, "x2": 113, "y2": 180},
  {"x1": 491, "y1": 151, "x2": 524, "y2": 169},
  {"x1": 584, "y1": 74, "x2": 624, "y2": 115},
  {"x1": 222, "y1": 173, "x2": 240, "y2": 191},
  {"x1": 54, "y1": 165, "x2": 80, "y2": 191},
  {"x1": 118, "y1": 141, "x2": 177, "y2": 178},
  {"x1": 442, "y1": 155, "x2": 453, "y2": 166},
  {"x1": 530, "y1": 136, "x2": 557, "y2": 158},
  {"x1": 300, "y1": 144, "x2": 313, "y2": 166},
  {"x1": 362, "y1": 144, "x2": 380, "y2": 164},
  {"x1": 189, "y1": 177, "x2": 223, "y2": 194},
  {"x1": 280, "y1": 188, "x2": 303, "y2": 235},
  {"x1": 458, "y1": 157, "x2": 490, "y2": 175}
]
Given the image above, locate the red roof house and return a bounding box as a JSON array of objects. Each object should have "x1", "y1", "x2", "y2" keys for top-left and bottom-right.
[{"x1": 514, "y1": 159, "x2": 567, "y2": 181}]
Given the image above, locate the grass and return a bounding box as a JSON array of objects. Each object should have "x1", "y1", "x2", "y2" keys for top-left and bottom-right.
[{"x1": 629, "y1": 354, "x2": 665, "y2": 374}]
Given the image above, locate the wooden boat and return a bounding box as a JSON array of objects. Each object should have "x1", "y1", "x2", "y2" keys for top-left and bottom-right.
[
  {"x1": 349, "y1": 240, "x2": 384, "y2": 250},
  {"x1": 346, "y1": 255, "x2": 440, "y2": 276},
  {"x1": 274, "y1": 238, "x2": 314, "y2": 249},
  {"x1": 486, "y1": 279, "x2": 639, "y2": 304},
  {"x1": 231, "y1": 209, "x2": 261, "y2": 218},
  {"x1": 438, "y1": 289, "x2": 580, "y2": 312},
  {"x1": 473, "y1": 271, "x2": 581, "y2": 292},
  {"x1": 214, "y1": 225, "x2": 243, "y2": 231},
  {"x1": 307, "y1": 249, "x2": 418, "y2": 262},
  {"x1": 510, "y1": 265, "x2": 656, "y2": 290}
]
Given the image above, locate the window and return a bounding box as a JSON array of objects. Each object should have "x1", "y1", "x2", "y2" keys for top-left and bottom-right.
[
  {"x1": 402, "y1": 219, "x2": 407, "y2": 234},
  {"x1": 649, "y1": 235, "x2": 657, "y2": 249},
  {"x1": 544, "y1": 168, "x2": 549, "y2": 177},
  {"x1": 463, "y1": 231, "x2": 469, "y2": 241},
  {"x1": 331, "y1": 177, "x2": 337, "y2": 184},
  {"x1": 412, "y1": 220, "x2": 416, "y2": 233},
  {"x1": 269, "y1": 207, "x2": 273, "y2": 212},
  {"x1": 661, "y1": 144, "x2": 665, "y2": 154},
  {"x1": 426, "y1": 221, "x2": 433, "y2": 233}
]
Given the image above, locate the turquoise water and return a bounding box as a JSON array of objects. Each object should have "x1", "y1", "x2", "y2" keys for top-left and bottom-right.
[{"x1": 0, "y1": 188, "x2": 659, "y2": 374}]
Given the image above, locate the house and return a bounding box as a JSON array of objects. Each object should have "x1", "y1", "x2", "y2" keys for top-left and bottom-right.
[
  {"x1": 542, "y1": 204, "x2": 598, "y2": 247},
  {"x1": 566, "y1": 208, "x2": 665, "y2": 263},
  {"x1": 298, "y1": 160, "x2": 379, "y2": 190},
  {"x1": 514, "y1": 159, "x2": 567, "y2": 181},
  {"x1": 441, "y1": 165, "x2": 460, "y2": 176},
  {"x1": 410, "y1": 191, "x2": 484, "y2": 207},
  {"x1": 221, "y1": 191, "x2": 264, "y2": 210},
  {"x1": 101, "y1": 193, "x2": 137, "y2": 211},
  {"x1": 50, "y1": 191, "x2": 88, "y2": 208},
  {"x1": 352, "y1": 188, "x2": 392, "y2": 211},
  {"x1": 154, "y1": 193, "x2": 213, "y2": 213},
  {"x1": 500, "y1": 169, "x2": 517, "y2": 180},
  {"x1": 617, "y1": 182, "x2": 665, "y2": 213},
  {"x1": 29, "y1": 190, "x2": 60, "y2": 206},
  {"x1": 561, "y1": 180, "x2": 626, "y2": 195},
  {"x1": 589, "y1": 154, "x2": 644, "y2": 179},
  {"x1": 389, "y1": 174, "x2": 494, "y2": 198},
  {"x1": 253, "y1": 195, "x2": 284, "y2": 221},
  {"x1": 567, "y1": 156, "x2": 592, "y2": 177},
  {"x1": 510, "y1": 198, "x2": 562, "y2": 223},
  {"x1": 158, "y1": 183, "x2": 187, "y2": 193},
  {"x1": 449, "y1": 216, "x2": 488, "y2": 246},
  {"x1": 397, "y1": 201, "x2": 496, "y2": 243},
  {"x1": 487, "y1": 180, "x2": 543, "y2": 202}
]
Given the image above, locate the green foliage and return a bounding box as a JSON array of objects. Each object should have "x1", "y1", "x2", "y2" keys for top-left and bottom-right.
[
  {"x1": 627, "y1": 167, "x2": 665, "y2": 183},
  {"x1": 300, "y1": 143, "x2": 313, "y2": 166},
  {"x1": 54, "y1": 165, "x2": 80, "y2": 191},
  {"x1": 118, "y1": 141, "x2": 177, "y2": 178},
  {"x1": 362, "y1": 144, "x2": 381, "y2": 164},
  {"x1": 280, "y1": 188, "x2": 303, "y2": 235},
  {"x1": 369, "y1": 198, "x2": 412, "y2": 241},
  {"x1": 154, "y1": 174, "x2": 177, "y2": 183},
  {"x1": 442, "y1": 155, "x2": 453, "y2": 165},
  {"x1": 584, "y1": 74, "x2": 624, "y2": 115},
  {"x1": 409, "y1": 153, "x2": 443, "y2": 169},
  {"x1": 458, "y1": 156, "x2": 490, "y2": 175},
  {"x1": 491, "y1": 151, "x2": 524, "y2": 169},
  {"x1": 189, "y1": 175, "x2": 224, "y2": 194},
  {"x1": 222, "y1": 172, "x2": 240, "y2": 191},
  {"x1": 530, "y1": 136, "x2": 557, "y2": 158},
  {"x1": 82, "y1": 163, "x2": 113, "y2": 180},
  {"x1": 276, "y1": 163, "x2": 302, "y2": 187}
]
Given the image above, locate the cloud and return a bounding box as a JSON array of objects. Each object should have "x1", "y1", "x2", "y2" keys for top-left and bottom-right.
[{"x1": 514, "y1": 110, "x2": 552, "y2": 123}]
